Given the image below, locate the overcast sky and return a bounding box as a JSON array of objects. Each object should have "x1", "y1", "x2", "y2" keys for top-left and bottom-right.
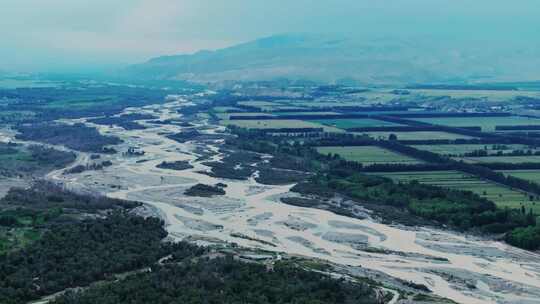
[{"x1": 1, "y1": 0, "x2": 539, "y2": 72}]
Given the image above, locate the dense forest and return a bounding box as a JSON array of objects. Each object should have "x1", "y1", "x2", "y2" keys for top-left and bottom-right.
[
  {"x1": 0, "y1": 181, "x2": 140, "y2": 212},
  {"x1": 51, "y1": 253, "x2": 380, "y2": 304},
  {"x1": 15, "y1": 123, "x2": 122, "y2": 153},
  {"x1": 0, "y1": 213, "x2": 169, "y2": 304}
]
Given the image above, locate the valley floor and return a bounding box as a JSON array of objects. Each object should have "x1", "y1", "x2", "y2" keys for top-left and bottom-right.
[{"x1": 16, "y1": 98, "x2": 540, "y2": 304}]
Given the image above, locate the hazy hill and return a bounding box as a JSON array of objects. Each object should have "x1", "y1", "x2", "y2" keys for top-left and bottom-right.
[{"x1": 126, "y1": 34, "x2": 540, "y2": 85}]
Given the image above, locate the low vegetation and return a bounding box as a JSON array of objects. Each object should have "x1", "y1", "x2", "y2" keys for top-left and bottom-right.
[
  {"x1": 202, "y1": 150, "x2": 261, "y2": 180},
  {"x1": 255, "y1": 167, "x2": 311, "y2": 185},
  {"x1": 64, "y1": 160, "x2": 113, "y2": 174},
  {"x1": 88, "y1": 117, "x2": 144, "y2": 130},
  {"x1": 184, "y1": 183, "x2": 226, "y2": 197},
  {"x1": 15, "y1": 123, "x2": 122, "y2": 153},
  {"x1": 0, "y1": 144, "x2": 76, "y2": 177},
  {"x1": 156, "y1": 160, "x2": 193, "y2": 171}
]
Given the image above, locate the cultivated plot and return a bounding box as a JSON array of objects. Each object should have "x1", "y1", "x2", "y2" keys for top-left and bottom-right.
[
  {"x1": 376, "y1": 171, "x2": 540, "y2": 214},
  {"x1": 355, "y1": 131, "x2": 475, "y2": 140},
  {"x1": 499, "y1": 170, "x2": 540, "y2": 185},
  {"x1": 409, "y1": 89, "x2": 540, "y2": 102},
  {"x1": 316, "y1": 146, "x2": 423, "y2": 165},
  {"x1": 457, "y1": 156, "x2": 540, "y2": 164},
  {"x1": 214, "y1": 112, "x2": 274, "y2": 120},
  {"x1": 413, "y1": 116, "x2": 540, "y2": 132},
  {"x1": 309, "y1": 118, "x2": 402, "y2": 129},
  {"x1": 220, "y1": 119, "x2": 344, "y2": 132},
  {"x1": 412, "y1": 144, "x2": 535, "y2": 156}
]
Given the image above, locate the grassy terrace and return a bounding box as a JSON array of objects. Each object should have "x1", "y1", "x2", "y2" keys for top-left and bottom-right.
[
  {"x1": 355, "y1": 131, "x2": 476, "y2": 140},
  {"x1": 237, "y1": 101, "x2": 284, "y2": 107},
  {"x1": 374, "y1": 171, "x2": 540, "y2": 215},
  {"x1": 499, "y1": 170, "x2": 540, "y2": 184},
  {"x1": 457, "y1": 156, "x2": 540, "y2": 164},
  {"x1": 220, "y1": 119, "x2": 344, "y2": 132},
  {"x1": 274, "y1": 111, "x2": 339, "y2": 116},
  {"x1": 236, "y1": 100, "x2": 308, "y2": 112},
  {"x1": 316, "y1": 146, "x2": 423, "y2": 165},
  {"x1": 408, "y1": 89, "x2": 540, "y2": 101},
  {"x1": 309, "y1": 118, "x2": 402, "y2": 129},
  {"x1": 212, "y1": 106, "x2": 244, "y2": 112},
  {"x1": 412, "y1": 144, "x2": 535, "y2": 156},
  {"x1": 214, "y1": 112, "x2": 275, "y2": 120},
  {"x1": 412, "y1": 116, "x2": 540, "y2": 132}
]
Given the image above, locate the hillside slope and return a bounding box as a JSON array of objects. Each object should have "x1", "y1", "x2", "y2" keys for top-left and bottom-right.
[{"x1": 126, "y1": 34, "x2": 540, "y2": 85}]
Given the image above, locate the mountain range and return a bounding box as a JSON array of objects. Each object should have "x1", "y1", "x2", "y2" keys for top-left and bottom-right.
[{"x1": 125, "y1": 33, "x2": 540, "y2": 85}]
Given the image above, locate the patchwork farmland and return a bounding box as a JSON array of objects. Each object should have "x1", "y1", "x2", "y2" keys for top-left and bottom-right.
[{"x1": 211, "y1": 88, "x2": 540, "y2": 222}]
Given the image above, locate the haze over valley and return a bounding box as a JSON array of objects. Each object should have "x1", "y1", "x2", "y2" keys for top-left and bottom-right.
[{"x1": 1, "y1": 1, "x2": 540, "y2": 304}]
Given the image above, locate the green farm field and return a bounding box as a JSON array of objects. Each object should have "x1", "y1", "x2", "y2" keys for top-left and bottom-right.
[
  {"x1": 412, "y1": 144, "x2": 535, "y2": 156},
  {"x1": 309, "y1": 118, "x2": 402, "y2": 129},
  {"x1": 236, "y1": 101, "x2": 305, "y2": 112},
  {"x1": 413, "y1": 116, "x2": 540, "y2": 132},
  {"x1": 274, "y1": 111, "x2": 339, "y2": 116},
  {"x1": 409, "y1": 89, "x2": 540, "y2": 102},
  {"x1": 316, "y1": 146, "x2": 423, "y2": 165},
  {"x1": 287, "y1": 101, "x2": 370, "y2": 108},
  {"x1": 374, "y1": 171, "x2": 540, "y2": 215},
  {"x1": 499, "y1": 170, "x2": 540, "y2": 184},
  {"x1": 212, "y1": 106, "x2": 244, "y2": 113},
  {"x1": 214, "y1": 112, "x2": 274, "y2": 120},
  {"x1": 355, "y1": 131, "x2": 475, "y2": 140},
  {"x1": 221, "y1": 119, "x2": 344, "y2": 132},
  {"x1": 457, "y1": 156, "x2": 540, "y2": 164},
  {"x1": 237, "y1": 101, "x2": 285, "y2": 107},
  {"x1": 262, "y1": 106, "x2": 308, "y2": 111}
]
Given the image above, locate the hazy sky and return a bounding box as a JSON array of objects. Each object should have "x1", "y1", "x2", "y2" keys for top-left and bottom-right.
[{"x1": 1, "y1": 0, "x2": 539, "y2": 72}]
